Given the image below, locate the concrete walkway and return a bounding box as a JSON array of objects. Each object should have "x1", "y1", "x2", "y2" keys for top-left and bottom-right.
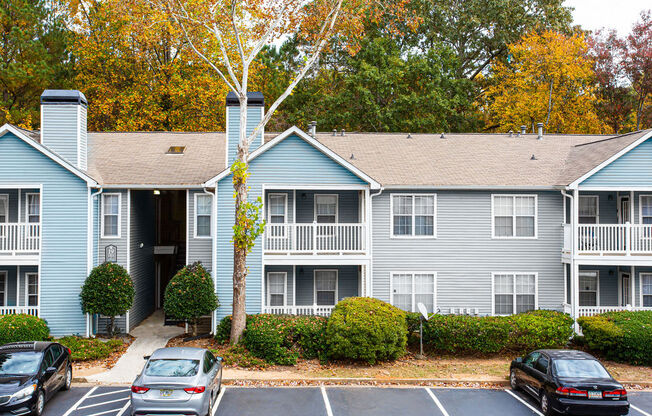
[{"x1": 87, "y1": 310, "x2": 185, "y2": 384}]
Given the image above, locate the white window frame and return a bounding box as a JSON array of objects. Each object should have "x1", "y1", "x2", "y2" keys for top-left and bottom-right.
[
  {"x1": 390, "y1": 194, "x2": 437, "y2": 238},
  {"x1": 25, "y1": 272, "x2": 38, "y2": 307},
  {"x1": 267, "y1": 193, "x2": 288, "y2": 224},
  {"x1": 193, "y1": 193, "x2": 213, "y2": 238},
  {"x1": 266, "y1": 272, "x2": 287, "y2": 307},
  {"x1": 491, "y1": 272, "x2": 538, "y2": 315},
  {"x1": 314, "y1": 269, "x2": 338, "y2": 306},
  {"x1": 491, "y1": 194, "x2": 538, "y2": 239},
  {"x1": 578, "y1": 270, "x2": 600, "y2": 307},
  {"x1": 314, "y1": 194, "x2": 338, "y2": 223},
  {"x1": 25, "y1": 193, "x2": 40, "y2": 224},
  {"x1": 0, "y1": 271, "x2": 7, "y2": 307},
  {"x1": 640, "y1": 272, "x2": 652, "y2": 308},
  {"x1": 389, "y1": 271, "x2": 437, "y2": 313},
  {"x1": 101, "y1": 193, "x2": 122, "y2": 238},
  {"x1": 639, "y1": 195, "x2": 652, "y2": 224},
  {"x1": 0, "y1": 194, "x2": 8, "y2": 223},
  {"x1": 578, "y1": 195, "x2": 600, "y2": 224}
]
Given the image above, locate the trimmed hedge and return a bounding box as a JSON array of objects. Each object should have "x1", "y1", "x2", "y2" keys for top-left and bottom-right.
[
  {"x1": 326, "y1": 297, "x2": 407, "y2": 364},
  {"x1": 59, "y1": 336, "x2": 124, "y2": 361},
  {"x1": 215, "y1": 315, "x2": 232, "y2": 345},
  {"x1": 422, "y1": 310, "x2": 573, "y2": 354},
  {"x1": 578, "y1": 311, "x2": 652, "y2": 365},
  {"x1": 0, "y1": 314, "x2": 50, "y2": 344}
]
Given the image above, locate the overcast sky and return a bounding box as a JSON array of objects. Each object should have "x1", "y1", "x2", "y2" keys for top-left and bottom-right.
[{"x1": 565, "y1": 0, "x2": 650, "y2": 35}]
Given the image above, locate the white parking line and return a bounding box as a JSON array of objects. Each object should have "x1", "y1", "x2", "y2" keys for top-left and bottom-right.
[
  {"x1": 87, "y1": 389, "x2": 131, "y2": 399},
  {"x1": 212, "y1": 386, "x2": 226, "y2": 416},
  {"x1": 85, "y1": 408, "x2": 125, "y2": 416},
  {"x1": 62, "y1": 386, "x2": 98, "y2": 416},
  {"x1": 321, "y1": 386, "x2": 334, "y2": 416},
  {"x1": 116, "y1": 400, "x2": 131, "y2": 416},
  {"x1": 505, "y1": 389, "x2": 544, "y2": 416},
  {"x1": 77, "y1": 397, "x2": 129, "y2": 410},
  {"x1": 425, "y1": 388, "x2": 450, "y2": 416},
  {"x1": 632, "y1": 404, "x2": 652, "y2": 416}
]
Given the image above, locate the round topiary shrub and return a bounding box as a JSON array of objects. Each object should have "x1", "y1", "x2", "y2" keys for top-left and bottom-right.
[
  {"x1": 80, "y1": 263, "x2": 134, "y2": 335},
  {"x1": 164, "y1": 262, "x2": 218, "y2": 336},
  {"x1": 326, "y1": 297, "x2": 407, "y2": 364},
  {"x1": 0, "y1": 314, "x2": 50, "y2": 344}
]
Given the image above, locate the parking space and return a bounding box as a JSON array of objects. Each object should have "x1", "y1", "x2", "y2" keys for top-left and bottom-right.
[
  {"x1": 325, "y1": 387, "x2": 445, "y2": 416},
  {"x1": 216, "y1": 387, "x2": 327, "y2": 416},
  {"x1": 434, "y1": 388, "x2": 542, "y2": 416},
  {"x1": 630, "y1": 391, "x2": 652, "y2": 416},
  {"x1": 46, "y1": 386, "x2": 131, "y2": 416}
]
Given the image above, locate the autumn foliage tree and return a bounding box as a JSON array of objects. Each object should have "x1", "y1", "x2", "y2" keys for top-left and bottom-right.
[
  {"x1": 486, "y1": 30, "x2": 604, "y2": 134},
  {"x1": 622, "y1": 11, "x2": 652, "y2": 130}
]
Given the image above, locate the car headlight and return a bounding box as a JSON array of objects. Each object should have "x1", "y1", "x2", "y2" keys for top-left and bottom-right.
[{"x1": 11, "y1": 384, "x2": 37, "y2": 400}]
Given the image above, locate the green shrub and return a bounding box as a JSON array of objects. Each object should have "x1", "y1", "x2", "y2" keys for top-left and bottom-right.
[
  {"x1": 326, "y1": 297, "x2": 407, "y2": 364},
  {"x1": 509, "y1": 310, "x2": 574, "y2": 352},
  {"x1": 215, "y1": 316, "x2": 232, "y2": 344},
  {"x1": 80, "y1": 263, "x2": 134, "y2": 335},
  {"x1": 164, "y1": 262, "x2": 218, "y2": 336},
  {"x1": 59, "y1": 336, "x2": 124, "y2": 361},
  {"x1": 215, "y1": 344, "x2": 268, "y2": 368},
  {"x1": 242, "y1": 314, "x2": 327, "y2": 365},
  {"x1": 578, "y1": 311, "x2": 652, "y2": 365},
  {"x1": 405, "y1": 312, "x2": 422, "y2": 345},
  {"x1": 0, "y1": 314, "x2": 50, "y2": 344}
]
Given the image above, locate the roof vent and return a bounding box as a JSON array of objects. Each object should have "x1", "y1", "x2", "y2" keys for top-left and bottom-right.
[
  {"x1": 520, "y1": 125, "x2": 527, "y2": 135},
  {"x1": 407, "y1": 133, "x2": 412, "y2": 139},
  {"x1": 332, "y1": 129, "x2": 337, "y2": 136},
  {"x1": 340, "y1": 129, "x2": 345, "y2": 137},
  {"x1": 508, "y1": 130, "x2": 513, "y2": 138},
  {"x1": 537, "y1": 122, "x2": 544, "y2": 140},
  {"x1": 166, "y1": 146, "x2": 186, "y2": 155},
  {"x1": 440, "y1": 132, "x2": 445, "y2": 139},
  {"x1": 530, "y1": 154, "x2": 537, "y2": 160},
  {"x1": 350, "y1": 153, "x2": 355, "y2": 160},
  {"x1": 308, "y1": 121, "x2": 316, "y2": 138}
]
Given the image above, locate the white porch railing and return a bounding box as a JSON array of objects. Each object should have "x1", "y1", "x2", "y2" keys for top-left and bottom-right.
[
  {"x1": 578, "y1": 305, "x2": 652, "y2": 317},
  {"x1": 262, "y1": 305, "x2": 335, "y2": 317},
  {"x1": 264, "y1": 223, "x2": 367, "y2": 254},
  {"x1": 0, "y1": 306, "x2": 39, "y2": 317},
  {"x1": 0, "y1": 223, "x2": 40, "y2": 255},
  {"x1": 576, "y1": 223, "x2": 652, "y2": 255}
]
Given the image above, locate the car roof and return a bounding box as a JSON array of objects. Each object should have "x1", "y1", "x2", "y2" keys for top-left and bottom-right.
[
  {"x1": 150, "y1": 347, "x2": 207, "y2": 360},
  {"x1": 0, "y1": 341, "x2": 54, "y2": 352},
  {"x1": 536, "y1": 349, "x2": 597, "y2": 360}
]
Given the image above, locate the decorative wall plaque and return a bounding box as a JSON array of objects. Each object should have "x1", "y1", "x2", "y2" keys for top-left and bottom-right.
[{"x1": 105, "y1": 245, "x2": 117, "y2": 263}]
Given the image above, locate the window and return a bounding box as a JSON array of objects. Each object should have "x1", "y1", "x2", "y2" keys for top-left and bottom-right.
[
  {"x1": 0, "y1": 194, "x2": 7, "y2": 223},
  {"x1": 642, "y1": 273, "x2": 652, "y2": 307},
  {"x1": 493, "y1": 273, "x2": 537, "y2": 315},
  {"x1": 523, "y1": 352, "x2": 540, "y2": 368},
  {"x1": 314, "y1": 270, "x2": 337, "y2": 306},
  {"x1": 203, "y1": 351, "x2": 216, "y2": 373},
  {"x1": 267, "y1": 272, "x2": 286, "y2": 307},
  {"x1": 535, "y1": 356, "x2": 550, "y2": 374},
  {"x1": 26, "y1": 194, "x2": 40, "y2": 223},
  {"x1": 640, "y1": 196, "x2": 652, "y2": 224},
  {"x1": 391, "y1": 194, "x2": 436, "y2": 237},
  {"x1": 579, "y1": 271, "x2": 598, "y2": 306},
  {"x1": 0, "y1": 271, "x2": 6, "y2": 307},
  {"x1": 268, "y1": 194, "x2": 287, "y2": 224},
  {"x1": 315, "y1": 195, "x2": 337, "y2": 223},
  {"x1": 195, "y1": 194, "x2": 212, "y2": 237},
  {"x1": 492, "y1": 195, "x2": 537, "y2": 238},
  {"x1": 101, "y1": 194, "x2": 121, "y2": 238},
  {"x1": 579, "y1": 196, "x2": 599, "y2": 224},
  {"x1": 391, "y1": 272, "x2": 436, "y2": 313},
  {"x1": 26, "y1": 273, "x2": 38, "y2": 307}
]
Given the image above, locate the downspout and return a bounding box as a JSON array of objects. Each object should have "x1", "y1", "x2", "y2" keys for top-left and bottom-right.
[
  {"x1": 203, "y1": 186, "x2": 217, "y2": 334},
  {"x1": 87, "y1": 187, "x2": 103, "y2": 337},
  {"x1": 368, "y1": 187, "x2": 384, "y2": 299}
]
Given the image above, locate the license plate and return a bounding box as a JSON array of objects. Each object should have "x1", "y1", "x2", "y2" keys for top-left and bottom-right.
[
  {"x1": 160, "y1": 389, "x2": 173, "y2": 397},
  {"x1": 588, "y1": 391, "x2": 602, "y2": 400}
]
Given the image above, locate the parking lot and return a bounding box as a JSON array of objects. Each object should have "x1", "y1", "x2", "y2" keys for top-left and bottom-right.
[{"x1": 44, "y1": 385, "x2": 652, "y2": 416}]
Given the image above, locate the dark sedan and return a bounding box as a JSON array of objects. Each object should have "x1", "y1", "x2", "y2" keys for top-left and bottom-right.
[
  {"x1": 0, "y1": 341, "x2": 72, "y2": 416},
  {"x1": 510, "y1": 349, "x2": 629, "y2": 416}
]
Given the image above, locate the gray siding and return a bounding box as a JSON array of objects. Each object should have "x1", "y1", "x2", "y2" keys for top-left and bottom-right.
[
  {"x1": 295, "y1": 191, "x2": 360, "y2": 223},
  {"x1": 129, "y1": 190, "x2": 156, "y2": 328},
  {"x1": 371, "y1": 190, "x2": 565, "y2": 315},
  {"x1": 187, "y1": 190, "x2": 212, "y2": 271},
  {"x1": 97, "y1": 189, "x2": 129, "y2": 266}
]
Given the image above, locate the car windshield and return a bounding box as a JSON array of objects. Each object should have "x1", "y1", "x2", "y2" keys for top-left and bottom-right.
[
  {"x1": 0, "y1": 352, "x2": 42, "y2": 375},
  {"x1": 553, "y1": 359, "x2": 611, "y2": 379},
  {"x1": 144, "y1": 359, "x2": 199, "y2": 377}
]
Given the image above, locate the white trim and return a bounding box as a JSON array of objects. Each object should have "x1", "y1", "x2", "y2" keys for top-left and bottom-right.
[
  {"x1": 100, "y1": 193, "x2": 122, "y2": 238},
  {"x1": 578, "y1": 195, "x2": 599, "y2": 224},
  {"x1": 578, "y1": 270, "x2": 600, "y2": 307},
  {"x1": 186, "y1": 190, "x2": 190, "y2": 265},
  {"x1": 266, "y1": 271, "x2": 287, "y2": 307},
  {"x1": 618, "y1": 271, "x2": 631, "y2": 306},
  {"x1": 389, "y1": 193, "x2": 437, "y2": 239},
  {"x1": 267, "y1": 193, "x2": 288, "y2": 224},
  {"x1": 126, "y1": 191, "x2": 131, "y2": 273},
  {"x1": 25, "y1": 272, "x2": 38, "y2": 307},
  {"x1": 292, "y1": 265, "x2": 296, "y2": 306},
  {"x1": 224, "y1": 106, "x2": 230, "y2": 168},
  {"x1": 313, "y1": 269, "x2": 338, "y2": 306},
  {"x1": 0, "y1": 124, "x2": 98, "y2": 185},
  {"x1": 0, "y1": 194, "x2": 7, "y2": 222},
  {"x1": 491, "y1": 272, "x2": 539, "y2": 316},
  {"x1": 491, "y1": 194, "x2": 538, "y2": 239},
  {"x1": 258, "y1": 184, "x2": 368, "y2": 191},
  {"x1": 386, "y1": 185, "x2": 558, "y2": 190},
  {"x1": 641, "y1": 272, "x2": 652, "y2": 308},
  {"x1": 617, "y1": 194, "x2": 630, "y2": 224},
  {"x1": 193, "y1": 192, "x2": 213, "y2": 238},
  {"x1": 76, "y1": 105, "x2": 81, "y2": 169},
  {"x1": 24, "y1": 193, "x2": 40, "y2": 223},
  {"x1": 0, "y1": 271, "x2": 7, "y2": 306},
  {"x1": 639, "y1": 194, "x2": 652, "y2": 224},
  {"x1": 389, "y1": 271, "x2": 437, "y2": 313},
  {"x1": 314, "y1": 194, "x2": 338, "y2": 223},
  {"x1": 203, "y1": 126, "x2": 381, "y2": 188},
  {"x1": 17, "y1": 189, "x2": 21, "y2": 222}
]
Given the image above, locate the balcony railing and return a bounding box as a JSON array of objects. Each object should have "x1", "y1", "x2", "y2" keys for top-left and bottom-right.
[
  {"x1": 578, "y1": 305, "x2": 652, "y2": 317},
  {"x1": 0, "y1": 306, "x2": 39, "y2": 317},
  {"x1": 570, "y1": 223, "x2": 652, "y2": 255},
  {"x1": 0, "y1": 223, "x2": 40, "y2": 255},
  {"x1": 262, "y1": 305, "x2": 335, "y2": 317},
  {"x1": 264, "y1": 223, "x2": 367, "y2": 254}
]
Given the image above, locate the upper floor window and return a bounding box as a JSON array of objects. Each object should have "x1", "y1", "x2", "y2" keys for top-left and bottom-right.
[
  {"x1": 0, "y1": 194, "x2": 7, "y2": 223},
  {"x1": 195, "y1": 194, "x2": 212, "y2": 237},
  {"x1": 492, "y1": 195, "x2": 537, "y2": 238},
  {"x1": 579, "y1": 196, "x2": 599, "y2": 224},
  {"x1": 26, "y1": 194, "x2": 40, "y2": 223},
  {"x1": 640, "y1": 196, "x2": 652, "y2": 224},
  {"x1": 391, "y1": 272, "x2": 436, "y2": 313},
  {"x1": 268, "y1": 194, "x2": 287, "y2": 224},
  {"x1": 315, "y1": 194, "x2": 337, "y2": 223},
  {"x1": 391, "y1": 194, "x2": 436, "y2": 237},
  {"x1": 493, "y1": 273, "x2": 537, "y2": 315},
  {"x1": 101, "y1": 193, "x2": 121, "y2": 238}
]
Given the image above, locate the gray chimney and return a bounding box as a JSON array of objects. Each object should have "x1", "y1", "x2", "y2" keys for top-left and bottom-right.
[
  {"x1": 520, "y1": 125, "x2": 527, "y2": 135},
  {"x1": 225, "y1": 91, "x2": 264, "y2": 166},
  {"x1": 40, "y1": 90, "x2": 88, "y2": 170},
  {"x1": 537, "y1": 123, "x2": 544, "y2": 140}
]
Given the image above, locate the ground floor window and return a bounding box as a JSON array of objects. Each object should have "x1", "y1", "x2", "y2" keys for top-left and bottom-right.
[
  {"x1": 579, "y1": 271, "x2": 599, "y2": 306},
  {"x1": 493, "y1": 273, "x2": 537, "y2": 315},
  {"x1": 266, "y1": 272, "x2": 286, "y2": 307},
  {"x1": 314, "y1": 270, "x2": 338, "y2": 305},
  {"x1": 26, "y1": 273, "x2": 38, "y2": 307},
  {"x1": 391, "y1": 272, "x2": 436, "y2": 313},
  {"x1": 0, "y1": 271, "x2": 6, "y2": 306},
  {"x1": 642, "y1": 273, "x2": 652, "y2": 307}
]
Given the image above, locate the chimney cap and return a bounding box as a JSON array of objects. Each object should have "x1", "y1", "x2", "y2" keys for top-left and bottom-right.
[
  {"x1": 41, "y1": 90, "x2": 87, "y2": 106},
  {"x1": 225, "y1": 91, "x2": 264, "y2": 107}
]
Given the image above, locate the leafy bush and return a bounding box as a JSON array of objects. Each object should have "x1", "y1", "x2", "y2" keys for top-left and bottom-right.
[
  {"x1": 214, "y1": 344, "x2": 268, "y2": 368},
  {"x1": 326, "y1": 297, "x2": 407, "y2": 364},
  {"x1": 80, "y1": 263, "x2": 134, "y2": 335},
  {"x1": 215, "y1": 315, "x2": 232, "y2": 344},
  {"x1": 578, "y1": 311, "x2": 652, "y2": 365},
  {"x1": 59, "y1": 336, "x2": 124, "y2": 361},
  {"x1": 422, "y1": 310, "x2": 573, "y2": 355},
  {"x1": 0, "y1": 314, "x2": 50, "y2": 344},
  {"x1": 405, "y1": 312, "x2": 423, "y2": 345},
  {"x1": 242, "y1": 314, "x2": 327, "y2": 365},
  {"x1": 164, "y1": 262, "x2": 218, "y2": 336}
]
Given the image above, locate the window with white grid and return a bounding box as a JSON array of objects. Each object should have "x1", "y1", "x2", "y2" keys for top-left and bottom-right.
[
  {"x1": 0, "y1": 195, "x2": 7, "y2": 223},
  {"x1": 579, "y1": 271, "x2": 598, "y2": 306},
  {"x1": 641, "y1": 196, "x2": 652, "y2": 224},
  {"x1": 315, "y1": 270, "x2": 337, "y2": 305},
  {"x1": 26, "y1": 194, "x2": 40, "y2": 223},
  {"x1": 26, "y1": 273, "x2": 38, "y2": 307},
  {"x1": 268, "y1": 194, "x2": 287, "y2": 224},
  {"x1": 101, "y1": 194, "x2": 120, "y2": 237},
  {"x1": 641, "y1": 273, "x2": 652, "y2": 307},
  {"x1": 492, "y1": 195, "x2": 536, "y2": 238},
  {"x1": 195, "y1": 194, "x2": 212, "y2": 237},
  {"x1": 315, "y1": 195, "x2": 337, "y2": 223},
  {"x1": 579, "y1": 196, "x2": 599, "y2": 224},
  {"x1": 267, "y1": 272, "x2": 286, "y2": 307},
  {"x1": 391, "y1": 272, "x2": 436, "y2": 313},
  {"x1": 391, "y1": 194, "x2": 436, "y2": 237},
  {"x1": 493, "y1": 273, "x2": 537, "y2": 315}
]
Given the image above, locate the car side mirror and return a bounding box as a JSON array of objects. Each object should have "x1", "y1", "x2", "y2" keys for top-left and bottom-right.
[
  {"x1": 515, "y1": 357, "x2": 523, "y2": 363},
  {"x1": 216, "y1": 357, "x2": 223, "y2": 364},
  {"x1": 143, "y1": 355, "x2": 150, "y2": 360},
  {"x1": 45, "y1": 366, "x2": 57, "y2": 375}
]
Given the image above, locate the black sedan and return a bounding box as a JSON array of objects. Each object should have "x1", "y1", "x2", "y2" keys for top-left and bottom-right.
[
  {"x1": 0, "y1": 341, "x2": 72, "y2": 416},
  {"x1": 510, "y1": 349, "x2": 629, "y2": 416}
]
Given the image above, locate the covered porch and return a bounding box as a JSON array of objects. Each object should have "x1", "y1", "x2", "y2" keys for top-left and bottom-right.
[
  {"x1": 0, "y1": 187, "x2": 41, "y2": 263},
  {"x1": 0, "y1": 265, "x2": 39, "y2": 316}
]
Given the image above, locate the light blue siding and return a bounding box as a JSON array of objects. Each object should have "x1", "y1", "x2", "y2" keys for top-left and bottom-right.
[
  {"x1": 227, "y1": 105, "x2": 263, "y2": 166},
  {"x1": 41, "y1": 104, "x2": 87, "y2": 169},
  {"x1": 581, "y1": 138, "x2": 652, "y2": 187},
  {"x1": 97, "y1": 189, "x2": 129, "y2": 266},
  {"x1": 187, "y1": 190, "x2": 213, "y2": 271}
]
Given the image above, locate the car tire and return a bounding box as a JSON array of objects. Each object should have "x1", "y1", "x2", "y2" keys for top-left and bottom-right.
[
  {"x1": 509, "y1": 370, "x2": 519, "y2": 391},
  {"x1": 32, "y1": 390, "x2": 45, "y2": 416},
  {"x1": 540, "y1": 391, "x2": 557, "y2": 416},
  {"x1": 206, "y1": 396, "x2": 213, "y2": 416},
  {"x1": 62, "y1": 366, "x2": 72, "y2": 391}
]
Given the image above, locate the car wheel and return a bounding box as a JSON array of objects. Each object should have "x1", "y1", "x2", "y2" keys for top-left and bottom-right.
[
  {"x1": 62, "y1": 366, "x2": 72, "y2": 391},
  {"x1": 206, "y1": 395, "x2": 213, "y2": 416},
  {"x1": 540, "y1": 391, "x2": 557, "y2": 416},
  {"x1": 32, "y1": 390, "x2": 45, "y2": 416},
  {"x1": 509, "y1": 370, "x2": 519, "y2": 391}
]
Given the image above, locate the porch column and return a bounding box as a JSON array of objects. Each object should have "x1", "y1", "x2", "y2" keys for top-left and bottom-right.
[
  {"x1": 630, "y1": 191, "x2": 635, "y2": 224},
  {"x1": 631, "y1": 265, "x2": 636, "y2": 307},
  {"x1": 572, "y1": 189, "x2": 580, "y2": 330},
  {"x1": 573, "y1": 262, "x2": 580, "y2": 331}
]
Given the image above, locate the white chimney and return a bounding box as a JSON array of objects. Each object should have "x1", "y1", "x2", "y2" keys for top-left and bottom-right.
[{"x1": 40, "y1": 90, "x2": 88, "y2": 170}]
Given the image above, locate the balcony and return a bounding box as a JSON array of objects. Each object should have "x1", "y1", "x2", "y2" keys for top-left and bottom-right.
[
  {"x1": 0, "y1": 223, "x2": 40, "y2": 263},
  {"x1": 570, "y1": 223, "x2": 652, "y2": 255},
  {"x1": 263, "y1": 223, "x2": 367, "y2": 255}
]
